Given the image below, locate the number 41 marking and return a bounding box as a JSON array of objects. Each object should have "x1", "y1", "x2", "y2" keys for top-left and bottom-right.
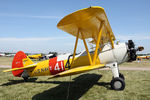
[{"x1": 54, "y1": 61, "x2": 64, "y2": 71}]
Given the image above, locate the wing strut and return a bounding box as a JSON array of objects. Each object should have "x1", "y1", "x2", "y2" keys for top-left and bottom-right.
[
  {"x1": 108, "y1": 32, "x2": 114, "y2": 49},
  {"x1": 92, "y1": 21, "x2": 104, "y2": 65},
  {"x1": 71, "y1": 29, "x2": 79, "y2": 67},
  {"x1": 92, "y1": 37, "x2": 102, "y2": 52},
  {"x1": 102, "y1": 23, "x2": 114, "y2": 49},
  {"x1": 71, "y1": 22, "x2": 105, "y2": 67},
  {"x1": 81, "y1": 32, "x2": 93, "y2": 65}
]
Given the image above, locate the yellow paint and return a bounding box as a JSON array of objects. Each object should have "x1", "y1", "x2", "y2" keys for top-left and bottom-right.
[
  {"x1": 137, "y1": 56, "x2": 149, "y2": 59},
  {"x1": 3, "y1": 57, "x2": 36, "y2": 72},
  {"x1": 81, "y1": 32, "x2": 92, "y2": 65},
  {"x1": 23, "y1": 57, "x2": 34, "y2": 66},
  {"x1": 29, "y1": 60, "x2": 50, "y2": 77},
  {"x1": 63, "y1": 59, "x2": 69, "y2": 69},
  {"x1": 71, "y1": 30, "x2": 79, "y2": 67},
  {"x1": 3, "y1": 64, "x2": 37, "y2": 72},
  {"x1": 70, "y1": 53, "x2": 100, "y2": 68},
  {"x1": 28, "y1": 54, "x2": 42, "y2": 59},
  {"x1": 4, "y1": 51, "x2": 101, "y2": 77},
  {"x1": 93, "y1": 22, "x2": 103, "y2": 65},
  {"x1": 93, "y1": 37, "x2": 102, "y2": 52},
  {"x1": 57, "y1": 6, "x2": 115, "y2": 44},
  {"x1": 49, "y1": 64, "x2": 105, "y2": 78},
  {"x1": 108, "y1": 32, "x2": 114, "y2": 49}
]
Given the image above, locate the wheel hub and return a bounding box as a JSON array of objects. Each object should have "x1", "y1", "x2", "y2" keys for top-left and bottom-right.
[{"x1": 114, "y1": 81, "x2": 122, "y2": 89}]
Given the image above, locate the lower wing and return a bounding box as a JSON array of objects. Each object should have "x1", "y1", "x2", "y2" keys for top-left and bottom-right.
[{"x1": 48, "y1": 64, "x2": 105, "y2": 79}]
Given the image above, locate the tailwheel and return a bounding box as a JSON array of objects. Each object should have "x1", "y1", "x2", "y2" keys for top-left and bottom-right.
[
  {"x1": 110, "y1": 77, "x2": 125, "y2": 90},
  {"x1": 23, "y1": 77, "x2": 29, "y2": 82}
]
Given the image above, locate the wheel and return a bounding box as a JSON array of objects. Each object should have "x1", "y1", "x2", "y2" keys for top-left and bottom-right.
[
  {"x1": 119, "y1": 73, "x2": 125, "y2": 80},
  {"x1": 112, "y1": 73, "x2": 125, "y2": 80},
  {"x1": 23, "y1": 77, "x2": 29, "y2": 82},
  {"x1": 110, "y1": 77, "x2": 125, "y2": 90}
]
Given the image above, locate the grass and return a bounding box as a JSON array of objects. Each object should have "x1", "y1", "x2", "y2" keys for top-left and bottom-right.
[
  {"x1": 120, "y1": 59, "x2": 150, "y2": 67},
  {"x1": 0, "y1": 57, "x2": 150, "y2": 100},
  {"x1": 0, "y1": 57, "x2": 13, "y2": 66},
  {"x1": 0, "y1": 68, "x2": 150, "y2": 100}
]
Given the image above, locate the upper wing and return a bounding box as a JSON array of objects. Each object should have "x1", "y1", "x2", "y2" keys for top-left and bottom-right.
[
  {"x1": 57, "y1": 6, "x2": 115, "y2": 45},
  {"x1": 3, "y1": 64, "x2": 37, "y2": 72},
  {"x1": 48, "y1": 64, "x2": 105, "y2": 79}
]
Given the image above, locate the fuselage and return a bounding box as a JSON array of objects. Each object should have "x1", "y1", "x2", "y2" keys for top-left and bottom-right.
[{"x1": 27, "y1": 42, "x2": 129, "y2": 77}]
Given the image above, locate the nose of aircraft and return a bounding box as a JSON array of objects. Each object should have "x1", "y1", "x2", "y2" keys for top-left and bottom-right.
[{"x1": 127, "y1": 40, "x2": 144, "y2": 62}]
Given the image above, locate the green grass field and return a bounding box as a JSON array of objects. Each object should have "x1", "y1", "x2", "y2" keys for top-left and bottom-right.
[
  {"x1": 0, "y1": 57, "x2": 150, "y2": 100},
  {"x1": 0, "y1": 57, "x2": 13, "y2": 66},
  {"x1": 120, "y1": 59, "x2": 150, "y2": 67},
  {"x1": 0, "y1": 69, "x2": 150, "y2": 100}
]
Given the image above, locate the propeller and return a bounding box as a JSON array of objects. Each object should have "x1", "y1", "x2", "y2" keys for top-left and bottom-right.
[{"x1": 127, "y1": 40, "x2": 144, "y2": 62}]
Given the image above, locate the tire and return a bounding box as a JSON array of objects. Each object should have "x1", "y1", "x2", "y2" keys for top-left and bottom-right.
[
  {"x1": 119, "y1": 73, "x2": 125, "y2": 80},
  {"x1": 23, "y1": 77, "x2": 29, "y2": 82},
  {"x1": 110, "y1": 77, "x2": 125, "y2": 90},
  {"x1": 112, "y1": 73, "x2": 125, "y2": 80}
]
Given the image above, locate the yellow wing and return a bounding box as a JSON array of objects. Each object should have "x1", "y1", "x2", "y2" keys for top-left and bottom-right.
[
  {"x1": 48, "y1": 64, "x2": 105, "y2": 79},
  {"x1": 3, "y1": 64, "x2": 37, "y2": 72},
  {"x1": 28, "y1": 54, "x2": 42, "y2": 59},
  {"x1": 57, "y1": 6, "x2": 115, "y2": 44}
]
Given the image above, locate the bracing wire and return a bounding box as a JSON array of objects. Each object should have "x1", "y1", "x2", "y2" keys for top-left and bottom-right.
[{"x1": 66, "y1": 75, "x2": 71, "y2": 100}]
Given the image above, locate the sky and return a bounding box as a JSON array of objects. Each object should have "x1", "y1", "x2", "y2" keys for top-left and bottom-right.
[{"x1": 0, "y1": 0, "x2": 150, "y2": 54}]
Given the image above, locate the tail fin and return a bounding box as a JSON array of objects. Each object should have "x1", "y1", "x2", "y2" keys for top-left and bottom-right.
[{"x1": 12, "y1": 51, "x2": 34, "y2": 77}]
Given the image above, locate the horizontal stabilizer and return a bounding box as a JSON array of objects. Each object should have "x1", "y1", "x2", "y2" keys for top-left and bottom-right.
[
  {"x1": 48, "y1": 64, "x2": 105, "y2": 79},
  {"x1": 3, "y1": 64, "x2": 37, "y2": 72}
]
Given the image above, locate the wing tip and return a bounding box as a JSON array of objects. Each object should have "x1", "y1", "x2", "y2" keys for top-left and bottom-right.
[{"x1": 3, "y1": 69, "x2": 11, "y2": 72}]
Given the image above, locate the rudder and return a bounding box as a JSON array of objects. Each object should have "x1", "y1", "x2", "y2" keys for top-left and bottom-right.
[{"x1": 12, "y1": 51, "x2": 34, "y2": 77}]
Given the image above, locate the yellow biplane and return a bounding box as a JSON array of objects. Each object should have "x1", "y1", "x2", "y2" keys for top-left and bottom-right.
[
  {"x1": 137, "y1": 55, "x2": 150, "y2": 60},
  {"x1": 3, "y1": 6, "x2": 144, "y2": 90},
  {"x1": 28, "y1": 54, "x2": 43, "y2": 60}
]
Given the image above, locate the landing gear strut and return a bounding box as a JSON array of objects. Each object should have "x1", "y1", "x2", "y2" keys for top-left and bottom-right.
[
  {"x1": 106, "y1": 62, "x2": 125, "y2": 90},
  {"x1": 113, "y1": 73, "x2": 125, "y2": 80}
]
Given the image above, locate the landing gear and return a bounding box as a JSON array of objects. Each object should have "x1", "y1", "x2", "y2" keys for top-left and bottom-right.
[
  {"x1": 110, "y1": 77, "x2": 125, "y2": 90},
  {"x1": 21, "y1": 70, "x2": 29, "y2": 82},
  {"x1": 23, "y1": 77, "x2": 29, "y2": 82},
  {"x1": 106, "y1": 62, "x2": 126, "y2": 90},
  {"x1": 113, "y1": 73, "x2": 125, "y2": 80},
  {"x1": 119, "y1": 73, "x2": 125, "y2": 80}
]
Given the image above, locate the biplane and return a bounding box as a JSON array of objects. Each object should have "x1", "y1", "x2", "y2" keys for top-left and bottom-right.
[
  {"x1": 137, "y1": 55, "x2": 150, "y2": 60},
  {"x1": 3, "y1": 6, "x2": 144, "y2": 90},
  {"x1": 28, "y1": 54, "x2": 43, "y2": 60}
]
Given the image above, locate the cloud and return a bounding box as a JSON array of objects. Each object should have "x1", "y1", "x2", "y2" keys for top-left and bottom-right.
[
  {"x1": 0, "y1": 37, "x2": 68, "y2": 42},
  {"x1": 116, "y1": 34, "x2": 150, "y2": 40},
  {"x1": 0, "y1": 36, "x2": 76, "y2": 53},
  {"x1": 29, "y1": 15, "x2": 62, "y2": 19},
  {"x1": 0, "y1": 13, "x2": 62, "y2": 19}
]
